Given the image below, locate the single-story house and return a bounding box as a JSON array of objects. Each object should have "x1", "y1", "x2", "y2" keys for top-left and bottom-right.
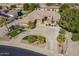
[{"x1": 18, "y1": 7, "x2": 60, "y2": 27}]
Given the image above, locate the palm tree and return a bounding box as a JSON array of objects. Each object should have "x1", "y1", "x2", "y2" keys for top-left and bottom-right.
[
  {"x1": 2, "y1": 17, "x2": 10, "y2": 32},
  {"x1": 35, "y1": 36, "x2": 46, "y2": 44},
  {"x1": 57, "y1": 29, "x2": 65, "y2": 54}
]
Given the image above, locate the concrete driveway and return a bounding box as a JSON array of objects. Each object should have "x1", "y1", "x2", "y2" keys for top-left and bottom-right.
[{"x1": 10, "y1": 25, "x2": 60, "y2": 54}]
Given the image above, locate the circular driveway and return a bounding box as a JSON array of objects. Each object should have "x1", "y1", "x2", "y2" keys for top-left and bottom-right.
[{"x1": 12, "y1": 25, "x2": 60, "y2": 52}]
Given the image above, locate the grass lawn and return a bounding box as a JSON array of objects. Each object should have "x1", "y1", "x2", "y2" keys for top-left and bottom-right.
[
  {"x1": 23, "y1": 35, "x2": 37, "y2": 43},
  {"x1": 57, "y1": 29, "x2": 65, "y2": 44},
  {"x1": 71, "y1": 33, "x2": 79, "y2": 41},
  {"x1": 8, "y1": 29, "x2": 25, "y2": 37},
  {"x1": 23, "y1": 35, "x2": 46, "y2": 44}
]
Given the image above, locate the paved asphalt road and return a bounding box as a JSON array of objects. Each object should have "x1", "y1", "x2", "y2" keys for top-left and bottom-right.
[{"x1": 0, "y1": 45, "x2": 46, "y2": 56}]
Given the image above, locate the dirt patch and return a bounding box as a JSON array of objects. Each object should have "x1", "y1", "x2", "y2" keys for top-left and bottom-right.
[
  {"x1": 21, "y1": 40, "x2": 46, "y2": 48},
  {"x1": 0, "y1": 36, "x2": 11, "y2": 41}
]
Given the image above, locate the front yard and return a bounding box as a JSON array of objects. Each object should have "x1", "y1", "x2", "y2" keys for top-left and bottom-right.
[
  {"x1": 23, "y1": 35, "x2": 46, "y2": 44},
  {"x1": 8, "y1": 29, "x2": 25, "y2": 37}
]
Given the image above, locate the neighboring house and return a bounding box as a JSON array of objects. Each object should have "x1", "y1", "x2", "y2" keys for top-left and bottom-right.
[
  {"x1": 7, "y1": 9, "x2": 22, "y2": 22},
  {"x1": 37, "y1": 6, "x2": 59, "y2": 12},
  {"x1": 0, "y1": 10, "x2": 9, "y2": 17},
  {"x1": 0, "y1": 8, "x2": 22, "y2": 23}
]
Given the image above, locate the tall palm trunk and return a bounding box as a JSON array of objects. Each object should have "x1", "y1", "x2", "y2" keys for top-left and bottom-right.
[
  {"x1": 5, "y1": 24, "x2": 9, "y2": 32},
  {"x1": 3, "y1": 17, "x2": 10, "y2": 32}
]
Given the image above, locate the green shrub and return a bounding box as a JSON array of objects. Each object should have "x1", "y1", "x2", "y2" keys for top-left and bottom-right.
[
  {"x1": 36, "y1": 36, "x2": 46, "y2": 44},
  {"x1": 23, "y1": 3, "x2": 40, "y2": 11},
  {"x1": 23, "y1": 3, "x2": 29, "y2": 10},
  {"x1": 23, "y1": 35, "x2": 37, "y2": 43},
  {"x1": 8, "y1": 29, "x2": 25, "y2": 37},
  {"x1": 23, "y1": 35, "x2": 46, "y2": 44},
  {"x1": 57, "y1": 29, "x2": 65, "y2": 44},
  {"x1": 71, "y1": 33, "x2": 79, "y2": 41},
  {"x1": 18, "y1": 12, "x2": 23, "y2": 16},
  {"x1": 59, "y1": 29, "x2": 65, "y2": 34},
  {"x1": 27, "y1": 21, "x2": 36, "y2": 29},
  {"x1": 0, "y1": 17, "x2": 8, "y2": 27},
  {"x1": 59, "y1": 4, "x2": 70, "y2": 13},
  {"x1": 58, "y1": 7, "x2": 79, "y2": 33},
  {"x1": 10, "y1": 5, "x2": 16, "y2": 9}
]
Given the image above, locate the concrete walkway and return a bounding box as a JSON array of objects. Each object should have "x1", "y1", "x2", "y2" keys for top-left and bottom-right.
[{"x1": 65, "y1": 32, "x2": 79, "y2": 56}]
